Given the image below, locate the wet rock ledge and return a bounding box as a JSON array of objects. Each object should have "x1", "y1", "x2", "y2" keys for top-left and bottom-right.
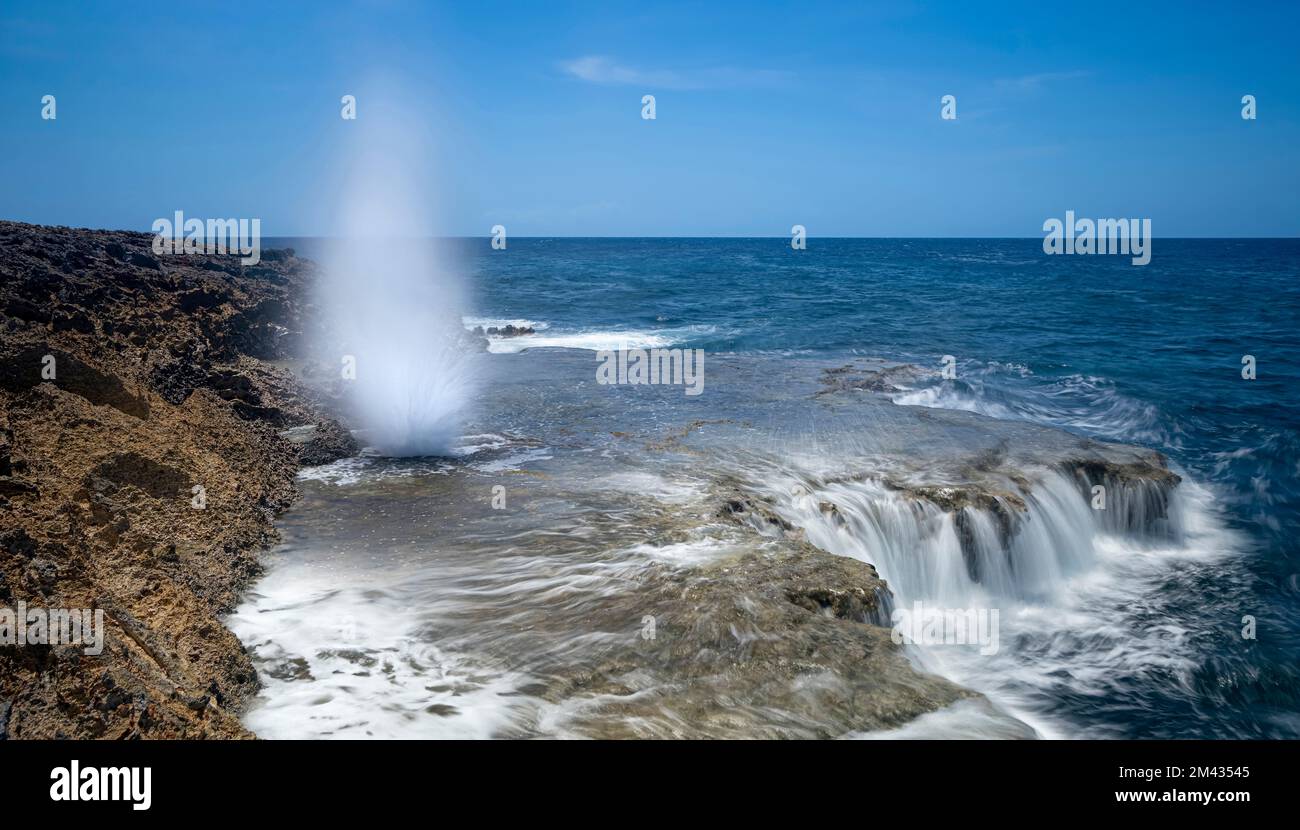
[{"x1": 0, "y1": 221, "x2": 356, "y2": 738}]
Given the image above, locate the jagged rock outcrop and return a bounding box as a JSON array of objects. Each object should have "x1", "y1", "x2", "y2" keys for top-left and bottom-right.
[{"x1": 0, "y1": 221, "x2": 357, "y2": 738}]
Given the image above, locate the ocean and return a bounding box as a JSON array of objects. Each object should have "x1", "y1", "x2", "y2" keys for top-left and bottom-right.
[{"x1": 229, "y1": 238, "x2": 1300, "y2": 739}]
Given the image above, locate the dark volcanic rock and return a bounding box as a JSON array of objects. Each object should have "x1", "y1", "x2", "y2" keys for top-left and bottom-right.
[
  {"x1": 128, "y1": 252, "x2": 162, "y2": 271},
  {"x1": 483, "y1": 324, "x2": 535, "y2": 337}
]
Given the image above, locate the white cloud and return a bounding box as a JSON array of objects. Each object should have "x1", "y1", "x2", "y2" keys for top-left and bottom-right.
[
  {"x1": 560, "y1": 56, "x2": 791, "y2": 90},
  {"x1": 994, "y1": 70, "x2": 1092, "y2": 92}
]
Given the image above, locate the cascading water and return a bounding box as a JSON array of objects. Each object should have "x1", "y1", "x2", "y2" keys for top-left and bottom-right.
[
  {"x1": 753, "y1": 463, "x2": 1237, "y2": 737},
  {"x1": 766, "y1": 468, "x2": 1172, "y2": 605}
]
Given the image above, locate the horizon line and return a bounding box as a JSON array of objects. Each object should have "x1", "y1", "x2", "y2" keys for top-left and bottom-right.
[{"x1": 2, "y1": 220, "x2": 1296, "y2": 241}]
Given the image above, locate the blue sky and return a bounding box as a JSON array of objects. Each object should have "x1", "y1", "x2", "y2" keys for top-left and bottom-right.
[{"x1": 1, "y1": 0, "x2": 1297, "y2": 236}]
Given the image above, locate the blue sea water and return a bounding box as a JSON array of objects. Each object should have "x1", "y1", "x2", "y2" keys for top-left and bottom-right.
[
  {"x1": 257, "y1": 237, "x2": 1300, "y2": 738},
  {"x1": 458, "y1": 238, "x2": 1300, "y2": 737}
]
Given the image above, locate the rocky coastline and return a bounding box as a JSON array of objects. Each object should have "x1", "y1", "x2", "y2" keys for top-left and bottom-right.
[{"x1": 0, "y1": 221, "x2": 355, "y2": 738}]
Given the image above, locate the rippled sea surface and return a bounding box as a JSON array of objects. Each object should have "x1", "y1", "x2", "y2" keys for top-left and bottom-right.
[{"x1": 236, "y1": 238, "x2": 1300, "y2": 738}]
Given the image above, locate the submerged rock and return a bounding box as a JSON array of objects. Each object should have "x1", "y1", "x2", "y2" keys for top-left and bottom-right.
[
  {"x1": 816, "y1": 360, "x2": 934, "y2": 396},
  {"x1": 536, "y1": 526, "x2": 967, "y2": 738}
]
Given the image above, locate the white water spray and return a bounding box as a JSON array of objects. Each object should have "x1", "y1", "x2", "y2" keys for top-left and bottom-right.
[{"x1": 318, "y1": 100, "x2": 474, "y2": 456}]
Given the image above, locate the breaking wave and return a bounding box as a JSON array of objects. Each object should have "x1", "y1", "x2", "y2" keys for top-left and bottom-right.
[
  {"x1": 465, "y1": 319, "x2": 718, "y2": 354},
  {"x1": 892, "y1": 365, "x2": 1176, "y2": 448}
]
